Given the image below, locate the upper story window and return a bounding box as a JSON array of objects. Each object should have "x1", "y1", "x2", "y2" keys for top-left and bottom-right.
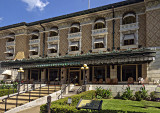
[
  {"x1": 94, "y1": 18, "x2": 105, "y2": 29},
  {"x1": 49, "y1": 27, "x2": 58, "y2": 37},
  {"x1": 70, "y1": 23, "x2": 80, "y2": 33},
  {"x1": 70, "y1": 41, "x2": 79, "y2": 51},
  {"x1": 7, "y1": 33, "x2": 15, "y2": 42},
  {"x1": 31, "y1": 30, "x2": 39, "y2": 40},
  {"x1": 123, "y1": 33, "x2": 135, "y2": 46},
  {"x1": 48, "y1": 44, "x2": 58, "y2": 53},
  {"x1": 122, "y1": 12, "x2": 136, "y2": 25},
  {"x1": 94, "y1": 38, "x2": 105, "y2": 49}
]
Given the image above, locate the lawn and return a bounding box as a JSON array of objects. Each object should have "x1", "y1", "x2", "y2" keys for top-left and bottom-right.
[
  {"x1": 102, "y1": 99, "x2": 160, "y2": 113},
  {"x1": 40, "y1": 90, "x2": 160, "y2": 113}
]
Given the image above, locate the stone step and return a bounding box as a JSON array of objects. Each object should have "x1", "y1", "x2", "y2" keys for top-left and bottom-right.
[{"x1": 0, "y1": 103, "x2": 16, "y2": 111}]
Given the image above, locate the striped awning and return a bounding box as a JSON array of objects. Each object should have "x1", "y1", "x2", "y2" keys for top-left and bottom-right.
[
  {"x1": 94, "y1": 38, "x2": 104, "y2": 43},
  {"x1": 124, "y1": 34, "x2": 135, "y2": 40},
  {"x1": 70, "y1": 42, "x2": 79, "y2": 47}
]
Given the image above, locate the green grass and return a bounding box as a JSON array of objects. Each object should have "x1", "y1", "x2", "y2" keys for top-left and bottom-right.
[
  {"x1": 40, "y1": 90, "x2": 160, "y2": 113},
  {"x1": 102, "y1": 99, "x2": 160, "y2": 113}
]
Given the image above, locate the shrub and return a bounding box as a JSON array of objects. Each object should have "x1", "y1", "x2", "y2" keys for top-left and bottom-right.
[
  {"x1": 0, "y1": 89, "x2": 17, "y2": 97},
  {"x1": 140, "y1": 85, "x2": 148, "y2": 100},
  {"x1": 121, "y1": 85, "x2": 133, "y2": 100},
  {"x1": 95, "y1": 86, "x2": 106, "y2": 98},
  {"x1": 130, "y1": 96, "x2": 136, "y2": 101},
  {"x1": 105, "y1": 89, "x2": 112, "y2": 99},
  {"x1": 150, "y1": 91, "x2": 156, "y2": 101},
  {"x1": 135, "y1": 91, "x2": 142, "y2": 101}
]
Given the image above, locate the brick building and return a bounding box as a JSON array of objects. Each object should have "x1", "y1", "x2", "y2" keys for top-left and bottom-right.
[{"x1": 0, "y1": 0, "x2": 160, "y2": 85}]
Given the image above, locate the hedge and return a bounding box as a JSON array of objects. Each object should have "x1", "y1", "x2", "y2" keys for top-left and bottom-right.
[
  {"x1": 40, "y1": 91, "x2": 144, "y2": 113},
  {"x1": 0, "y1": 89, "x2": 17, "y2": 97}
]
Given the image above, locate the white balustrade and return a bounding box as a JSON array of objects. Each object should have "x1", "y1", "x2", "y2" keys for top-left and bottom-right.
[
  {"x1": 92, "y1": 28, "x2": 107, "y2": 36},
  {"x1": 6, "y1": 41, "x2": 15, "y2": 47},
  {"x1": 47, "y1": 36, "x2": 59, "y2": 42},
  {"x1": 120, "y1": 22, "x2": 139, "y2": 32},
  {"x1": 29, "y1": 39, "x2": 40, "y2": 45},
  {"x1": 68, "y1": 32, "x2": 81, "y2": 39}
]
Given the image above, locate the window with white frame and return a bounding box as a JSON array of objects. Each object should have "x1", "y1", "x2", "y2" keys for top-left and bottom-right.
[
  {"x1": 69, "y1": 41, "x2": 79, "y2": 51},
  {"x1": 70, "y1": 23, "x2": 80, "y2": 33},
  {"x1": 94, "y1": 19, "x2": 105, "y2": 29},
  {"x1": 47, "y1": 27, "x2": 59, "y2": 56},
  {"x1": 5, "y1": 33, "x2": 15, "y2": 58},
  {"x1": 123, "y1": 33, "x2": 135, "y2": 46},
  {"x1": 4, "y1": 47, "x2": 14, "y2": 57},
  {"x1": 94, "y1": 38, "x2": 105, "y2": 49},
  {"x1": 29, "y1": 46, "x2": 38, "y2": 55},
  {"x1": 122, "y1": 13, "x2": 136, "y2": 25},
  {"x1": 49, "y1": 27, "x2": 58, "y2": 37},
  {"x1": 120, "y1": 12, "x2": 139, "y2": 49},
  {"x1": 48, "y1": 44, "x2": 58, "y2": 53},
  {"x1": 68, "y1": 23, "x2": 81, "y2": 53},
  {"x1": 31, "y1": 30, "x2": 39, "y2": 40}
]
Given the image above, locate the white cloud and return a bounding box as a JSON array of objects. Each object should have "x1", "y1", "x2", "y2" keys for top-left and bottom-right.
[
  {"x1": 22, "y1": 0, "x2": 49, "y2": 11},
  {"x1": 0, "y1": 17, "x2": 3, "y2": 22}
]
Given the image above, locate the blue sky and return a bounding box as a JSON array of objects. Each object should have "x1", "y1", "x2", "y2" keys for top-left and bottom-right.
[{"x1": 0, "y1": 0, "x2": 124, "y2": 27}]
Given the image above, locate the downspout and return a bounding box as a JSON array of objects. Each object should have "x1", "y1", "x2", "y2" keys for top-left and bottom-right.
[
  {"x1": 39, "y1": 23, "x2": 45, "y2": 58},
  {"x1": 112, "y1": 6, "x2": 115, "y2": 50}
]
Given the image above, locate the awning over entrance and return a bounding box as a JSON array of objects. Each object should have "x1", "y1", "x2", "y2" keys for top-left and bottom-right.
[
  {"x1": 2, "y1": 70, "x2": 12, "y2": 76},
  {"x1": 1, "y1": 48, "x2": 156, "y2": 69}
]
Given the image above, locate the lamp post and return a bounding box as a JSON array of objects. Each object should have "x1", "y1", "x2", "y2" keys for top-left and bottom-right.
[{"x1": 81, "y1": 64, "x2": 89, "y2": 85}]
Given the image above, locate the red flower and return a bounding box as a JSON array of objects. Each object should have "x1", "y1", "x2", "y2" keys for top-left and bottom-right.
[
  {"x1": 128, "y1": 84, "x2": 130, "y2": 87},
  {"x1": 143, "y1": 84, "x2": 144, "y2": 87}
]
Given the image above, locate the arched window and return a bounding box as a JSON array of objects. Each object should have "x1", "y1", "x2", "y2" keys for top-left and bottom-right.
[
  {"x1": 49, "y1": 27, "x2": 58, "y2": 37},
  {"x1": 122, "y1": 12, "x2": 136, "y2": 25},
  {"x1": 7, "y1": 33, "x2": 15, "y2": 42},
  {"x1": 70, "y1": 23, "x2": 80, "y2": 33},
  {"x1": 31, "y1": 30, "x2": 39, "y2": 40},
  {"x1": 94, "y1": 18, "x2": 105, "y2": 29}
]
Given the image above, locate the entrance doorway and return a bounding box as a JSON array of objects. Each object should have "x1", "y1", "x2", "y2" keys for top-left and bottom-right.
[{"x1": 70, "y1": 71, "x2": 79, "y2": 84}]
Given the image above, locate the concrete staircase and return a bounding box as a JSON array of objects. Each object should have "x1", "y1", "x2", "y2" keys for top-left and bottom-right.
[
  {"x1": 62, "y1": 86, "x2": 82, "y2": 98},
  {"x1": 0, "y1": 85, "x2": 61, "y2": 113}
]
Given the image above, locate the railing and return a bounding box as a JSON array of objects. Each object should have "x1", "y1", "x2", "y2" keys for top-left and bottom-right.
[
  {"x1": 47, "y1": 36, "x2": 59, "y2": 42},
  {"x1": 29, "y1": 39, "x2": 40, "y2": 45},
  {"x1": 77, "y1": 86, "x2": 83, "y2": 94},
  {"x1": 6, "y1": 41, "x2": 15, "y2": 47},
  {"x1": 120, "y1": 22, "x2": 139, "y2": 32},
  {"x1": 57, "y1": 77, "x2": 77, "y2": 99},
  {"x1": 1, "y1": 80, "x2": 61, "y2": 112},
  {"x1": 92, "y1": 28, "x2": 107, "y2": 36},
  {"x1": 68, "y1": 32, "x2": 81, "y2": 39}
]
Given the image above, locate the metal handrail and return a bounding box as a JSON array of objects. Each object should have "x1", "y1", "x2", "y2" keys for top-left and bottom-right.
[
  {"x1": 57, "y1": 77, "x2": 77, "y2": 99},
  {"x1": 77, "y1": 86, "x2": 83, "y2": 94},
  {"x1": 2, "y1": 80, "x2": 61, "y2": 112}
]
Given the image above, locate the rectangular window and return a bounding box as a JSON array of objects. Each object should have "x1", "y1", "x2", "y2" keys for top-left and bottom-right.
[
  {"x1": 124, "y1": 39, "x2": 134, "y2": 45},
  {"x1": 71, "y1": 46, "x2": 79, "y2": 51},
  {"x1": 95, "y1": 43, "x2": 104, "y2": 49}
]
